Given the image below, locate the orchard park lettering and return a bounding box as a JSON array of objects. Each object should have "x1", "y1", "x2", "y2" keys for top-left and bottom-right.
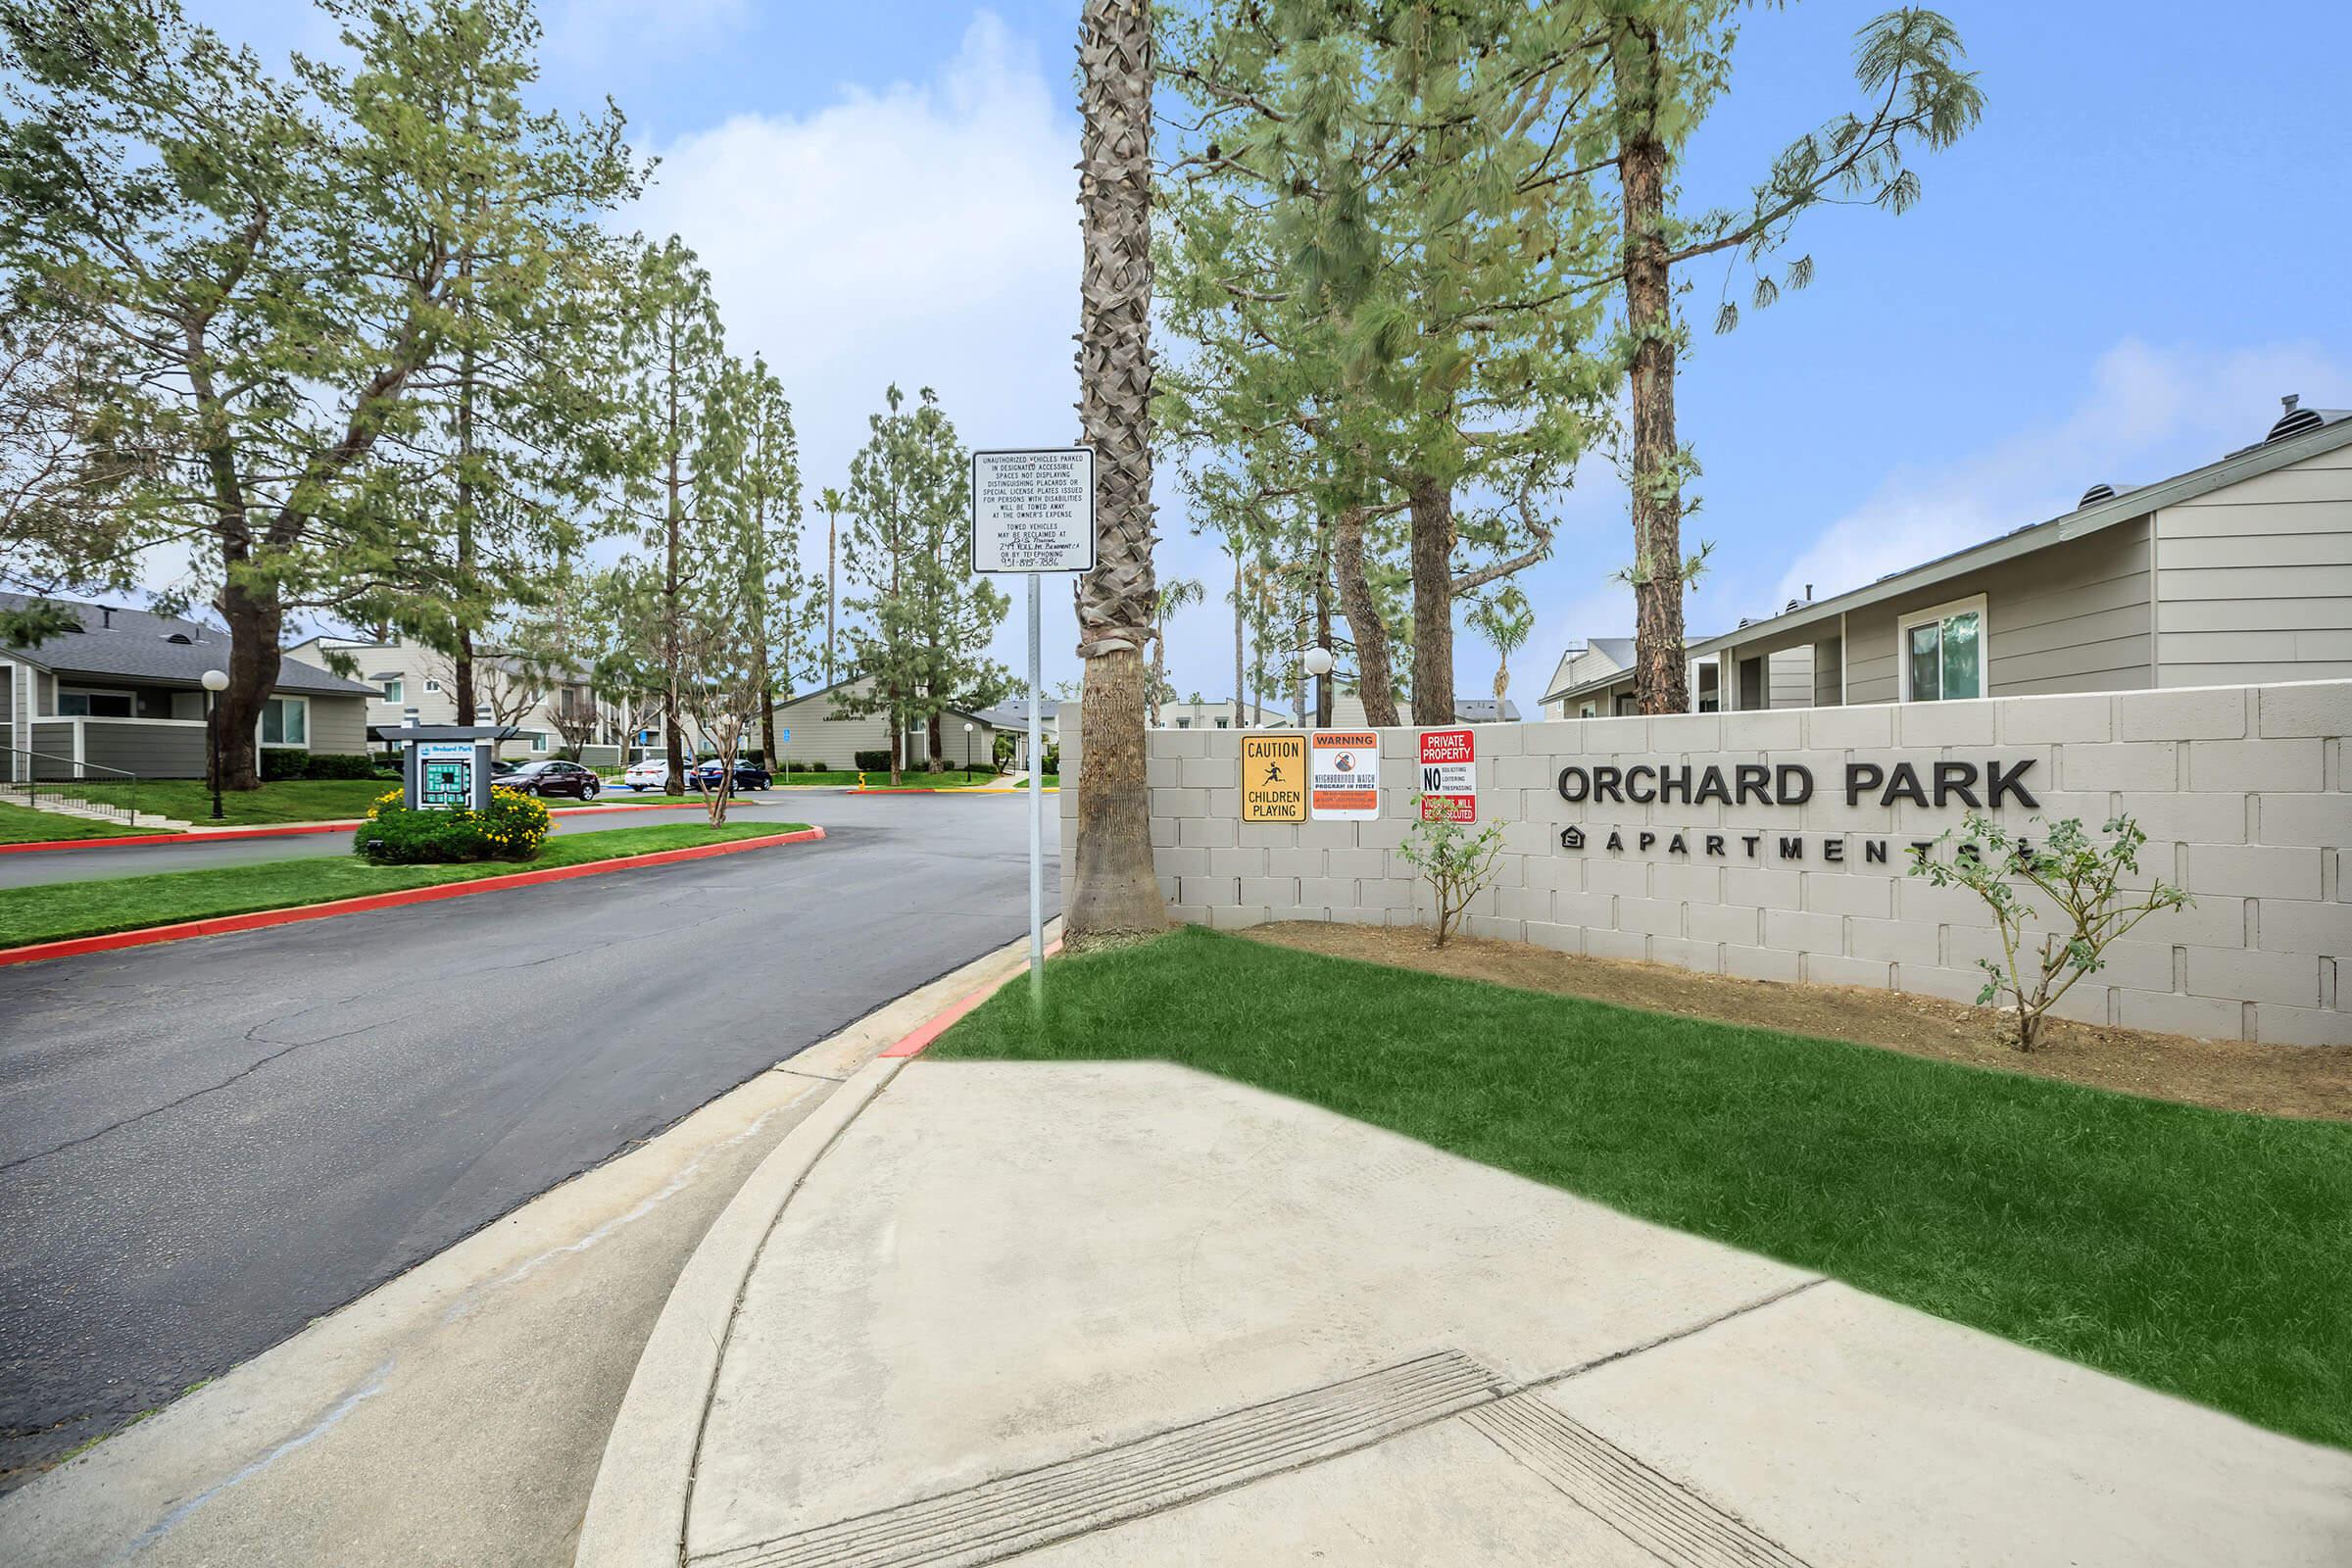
[
  {"x1": 1554, "y1": 757, "x2": 2041, "y2": 862},
  {"x1": 1554, "y1": 758, "x2": 2038, "y2": 811}
]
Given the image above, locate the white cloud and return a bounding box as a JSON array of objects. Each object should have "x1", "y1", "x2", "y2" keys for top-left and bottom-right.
[
  {"x1": 1767, "y1": 339, "x2": 2349, "y2": 612},
  {"x1": 546, "y1": 0, "x2": 750, "y2": 67},
  {"x1": 626, "y1": 12, "x2": 1084, "y2": 680}
]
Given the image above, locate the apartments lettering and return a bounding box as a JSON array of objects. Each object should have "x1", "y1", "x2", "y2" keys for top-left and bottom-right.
[{"x1": 1555, "y1": 757, "x2": 2041, "y2": 863}]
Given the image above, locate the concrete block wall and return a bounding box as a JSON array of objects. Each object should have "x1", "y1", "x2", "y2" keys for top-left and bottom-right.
[{"x1": 1060, "y1": 681, "x2": 2352, "y2": 1045}]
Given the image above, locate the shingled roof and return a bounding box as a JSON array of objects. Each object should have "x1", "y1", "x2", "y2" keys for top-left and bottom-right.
[{"x1": 1, "y1": 594, "x2": 373, "y2": 696}]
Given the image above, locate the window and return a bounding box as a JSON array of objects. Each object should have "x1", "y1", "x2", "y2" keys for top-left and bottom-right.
[
  {"x1": 1214, "y1": 718, "x2": 1229, "y2": 729},
  {"x1": 422, "y1": 678, "x2": 442, "y2": 694},
  {"x1": 1174, "y1": 717, "x2": 1191, "y2": 729},
  {"x1": 1898, "y1": 596, "x2": 1985, "y2": 703},
  {"x1": 59, "y1": 688, "x2": 135, "y2": 717},
  {"x1": 523, "y1": 731, "x2": 549, "y2": 753},
  {"x1": 261, "y1": 695, "x2": 308, "y2": 746},
  {"x1": 379, "y1": 678, "x2": 403, "y2": 703}
]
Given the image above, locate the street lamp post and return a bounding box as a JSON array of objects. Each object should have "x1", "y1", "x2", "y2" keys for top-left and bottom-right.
[
  {"x1": 1300, "y1": 646, "x2": 1334, "y2": 727},
  {"x1": 962, "y1": 719, "x2": 976, "y2": 780},
  {"x1": 201, "y1": 668, "x2": 228, "y2": 820}
]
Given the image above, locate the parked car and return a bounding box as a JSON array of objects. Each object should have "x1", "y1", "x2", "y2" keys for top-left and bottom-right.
[
  {"x1": 695, "y1": 758, "x2": 772, "y2": 792},
  {"x1": 621, "y1": 757, "x2": 676, "y2": 792},
  {"x1": 499, "y1": 760, "x2": 602, "y2": 800}
]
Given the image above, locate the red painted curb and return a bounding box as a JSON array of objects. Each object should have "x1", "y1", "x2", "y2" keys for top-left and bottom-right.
[
  {"x1": 0, "y1": 827, "x2": 826, "y2": 968},
  {"x1": 880, "y1": 938, "x2": 1064, "y2": 1057},
  {"x1": 0, "y1": 797, "x2": 710, "y2": 856}
]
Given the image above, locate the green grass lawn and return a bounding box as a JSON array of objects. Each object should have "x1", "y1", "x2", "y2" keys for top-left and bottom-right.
[
  {"x1": 0, "y1": 802, "x2": 153, "y2": 844},
  {"x1": 74, "y1": 777, "x2": 397, "y2": 826},
  {"x1": 0, "y1": 820, "x2": 807, "y2": 949},
  {"x1": 933, "y1": 926, "x2": 2352, "y2": 1450}
]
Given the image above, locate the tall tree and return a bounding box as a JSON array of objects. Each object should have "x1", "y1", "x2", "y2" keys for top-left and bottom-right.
[
  {"x1": 615, "y1": 236, "x2": 732, "y2": 794},
  {"x1": 816, "y1": 484, "x2": 846, "y2": 686},
  {"x1": 374, "y1": 0, "x2": 638, "y2": 727},
  {"x1": 1066, "y1": 0, "x2": 1168, "y2": 939},
  {"x1": 1585, "y1": 4, "x2": 1981, "y2": 711},
  {"x1": 1148, "y1": 575, "x2": 1203, "y2": 726},
  {"x1": 834, "y1": 385, "x2": 1005, "y2": 784},
  {"x1": 725, "y1": 354, "x2": 804, "y2": 766},
  {"x1": 0, "y1": 0, "x2": 567, "y2": 786},
  {"x1": 1157, "y1": 0, "x2": 1618, "y2": 727}
]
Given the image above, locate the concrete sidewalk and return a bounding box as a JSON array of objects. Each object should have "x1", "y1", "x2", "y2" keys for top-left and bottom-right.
[{"x1": 581, "y1": 1058, "x2": 2352, "y2": 1568}]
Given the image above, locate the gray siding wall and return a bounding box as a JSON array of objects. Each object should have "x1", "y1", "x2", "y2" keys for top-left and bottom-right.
[
  {"x1": 307, "y1": 694, "x2": 368, "y2": 756},
  {"x1": 0, "y1": 662, "x2": 11, "y2": 727},
  {"x1": 1845, "y1": 517, "x2": 2154, "y2": 704},
  {"x1": 82, "y1": 720, "x2": 208, "y2": 776},
  {"x1": 1813, "y1": 639, "x2": 1842, "y2": 707},
  {"x1": 2154, "y1": 443, "x2": 2352, "y2": 687},
  {"x1": 28, "y1": 719, "x2": 75, "y2": 775},
  {"x1": 1766, "y1": 648, "x2": 1814, "y2": 710}
]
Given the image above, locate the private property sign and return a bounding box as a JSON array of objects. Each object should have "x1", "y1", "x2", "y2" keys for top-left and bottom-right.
[
  {"x1": 1309, "y1": 731, "x2": 1379, "y2": 820},
  {"x1": 1241, "y1": 733, "x2": 1307, "y2": 822},
  {"x1": 970, "y1": 448, "x2": 1097, "y2": 574},
  {"x1": 1416, "y1": 728, "x2": 1477, "y2": 822}
]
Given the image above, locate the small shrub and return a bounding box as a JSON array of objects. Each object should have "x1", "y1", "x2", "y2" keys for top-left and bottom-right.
[
  {"x1": 854, "y1": 749, "x2": 893, "y2": 771},
  {"x1": 260, "y1": 748, "x2": 309, "y2": 781},
  {"x1": 1042, "y1": 743, "x2": 1060, "y2": 775},
  {"x1": 1397, "y1": 792, "x2": 1506, "y2": 948},
  {"x1": 355, "y1": 786, "x2": 552, "y2": 864},
  {"x1": 301, "y1": 752, "x2": 378, "y2": 780},
  {"x1": 1910, "y1": 811, "x2": 2192, "y2": 1051}
]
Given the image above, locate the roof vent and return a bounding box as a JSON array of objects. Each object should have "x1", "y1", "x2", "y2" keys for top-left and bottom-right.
[
  {"x1": 2268, "y1": 393, "x2": 2323, "y2": 444},
  {"x1": 2080, "y1": 482, "x2": 2116, "y2": 507},
  {"x1": 165, "y1": 632, "x2": 193, "y2": 645}
]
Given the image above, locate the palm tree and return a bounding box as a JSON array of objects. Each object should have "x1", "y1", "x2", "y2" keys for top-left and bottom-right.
[
  {"x1": 1467, "y1": 587, "x2": 1534, "y2": 714},
  {"x1": 1149, "y1": 576, "x2": 1203, "y2": 726},
  {"x1": 817, "y1": 486, "x2": 845, "y2": 686},
  {"x1": 1067, "y1": 0, "x2": 1167, "y2": 940}
]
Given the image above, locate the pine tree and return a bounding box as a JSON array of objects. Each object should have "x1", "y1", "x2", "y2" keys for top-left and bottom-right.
[
  {"x1": 614, "y1": 236, "x2": 734, "y2": 794},
  {"x1": 834, "y1": 386, "x2": 1006, "y2": 785}
]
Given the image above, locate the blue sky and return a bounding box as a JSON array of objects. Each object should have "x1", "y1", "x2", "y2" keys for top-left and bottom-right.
[{"x1": 188, "y1": 0, "x2": 2351, "y2": 709}]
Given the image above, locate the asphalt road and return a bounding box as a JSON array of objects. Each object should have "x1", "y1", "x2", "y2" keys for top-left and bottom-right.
[
  {"x1": 0, "y1": 792, "x2": 1057, "y2": 1485},
  {"x1": 0, "y1": 791, "x2": 825, "y2": 889}
]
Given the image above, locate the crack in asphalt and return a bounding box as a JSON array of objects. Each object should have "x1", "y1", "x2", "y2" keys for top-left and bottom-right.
[{"x1": 0, "y1": 1000, "x2": 422, "y2": 1176}]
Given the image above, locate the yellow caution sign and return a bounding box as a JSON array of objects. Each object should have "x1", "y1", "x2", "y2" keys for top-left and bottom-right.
[{"x1": 1240, "y1": 733, "x2": 1307, "y2": 822}]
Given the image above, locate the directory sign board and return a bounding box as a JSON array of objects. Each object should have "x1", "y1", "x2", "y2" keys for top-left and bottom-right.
[
  {"x1": 970, "y1": 448, "x2": 1097, "y2": 574},
  {"x1": 1417, "y1": 728, "x2": 1477, "y2": 823},
  {"x1": 1240, "y1": 733, "x2": 1307, "y2": 822},
  {"x1": 1308, "y1": 731, "x2": 1380, "y2": 820},
  {"x1": 417, "y1": 741, "x2": 476, "y2": 811}
]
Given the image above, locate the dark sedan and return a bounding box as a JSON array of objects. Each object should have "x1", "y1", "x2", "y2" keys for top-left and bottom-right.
[
  {"x1": 693, "y1": 759, "x2": 772, "y2": 792},
  {"x1": 498, "y1": 760, "x2": 604, "y2": 800}
]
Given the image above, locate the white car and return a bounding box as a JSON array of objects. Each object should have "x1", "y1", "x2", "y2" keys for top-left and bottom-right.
[{"x1": 622, "y1": 757, "x2": 687, "y2": 792}]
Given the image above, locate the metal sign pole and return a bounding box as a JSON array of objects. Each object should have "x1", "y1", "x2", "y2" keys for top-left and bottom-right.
[{"x1": 1027, "y1": 571, "x2": 1044, "y2": 986}]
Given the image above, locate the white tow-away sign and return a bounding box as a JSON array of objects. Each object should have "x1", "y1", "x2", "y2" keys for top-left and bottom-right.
[{"x1": 971, "y1": 448, "x2": 1097, "y2": 574}]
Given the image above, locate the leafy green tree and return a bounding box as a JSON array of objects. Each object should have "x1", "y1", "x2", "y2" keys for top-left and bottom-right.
[
  {"x1": 368, "y1": 0, "x2": 640, "y2": 726},
  {"x1": 613, "y1": 235, "x2": 734, "y2": 794},
  {"x1": 0, "y1": 3, "x2": 450, "y2": 782},
  {"x1": 1582, "y1": 5, "x2": 1982, "y2": 710},
  {"x1": 834, "y1": 385, "x2": 1006, "y2": 784},
  {"x1": 1158, "y1": 0, "x2": 1619, "y2": 725},
  {"x1": 722, "y1": 354, "x2": 808, "y2": 766}
]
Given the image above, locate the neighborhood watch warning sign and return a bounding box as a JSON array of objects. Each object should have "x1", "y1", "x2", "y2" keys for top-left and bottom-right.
[
  {"x1": 1308, "y1": 731, "x2": 1380, "y2": 820},
  {"x1": 1417, "y1": 727, "x2": 1477, "y2": 822},
  {"x1": 1241, "y1": 733, "x2": 1307, "y2": 822}
]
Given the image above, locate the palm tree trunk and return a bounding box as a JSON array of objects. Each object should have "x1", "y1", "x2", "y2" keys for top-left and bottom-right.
[{"x1": 1068, "y1": 0, "x2": 1168, "y2": 940}]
